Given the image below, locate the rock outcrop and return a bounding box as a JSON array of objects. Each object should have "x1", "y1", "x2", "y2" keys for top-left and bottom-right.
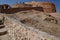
[
  {"x1": 4, "y1": 14, "x2": 60, "y2": 40},
  {"x1": 0, "y1": 10, "x2": 59, "y2": 40}
]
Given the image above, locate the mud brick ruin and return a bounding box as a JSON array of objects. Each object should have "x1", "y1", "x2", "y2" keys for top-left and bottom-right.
[
  {"x1": 0, "y1": 1, "x2": 60, "y2": 40},
  {"x1": 0, "y1": 1, "x2": 56, "y2": 13}
]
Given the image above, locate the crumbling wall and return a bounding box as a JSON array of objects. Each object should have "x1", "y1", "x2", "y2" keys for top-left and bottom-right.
[
  {"x1": 2, "y1": 7, "x2": 43, "y2": 13},
  {"x1": 0, "y1": 2, "x2": 56, "y2": 13},
  {"x1": 4, "y1": 15, "x2": 60, "y2": 40},
  {"x1": 26, "y1": 2, "x2": 56, "y2": 13}
]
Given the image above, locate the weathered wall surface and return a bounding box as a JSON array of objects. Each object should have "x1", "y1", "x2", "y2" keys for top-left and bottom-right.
[
  {"x1": 0, "y1": 2, "x2": 56, "y2": 13},
  {"x1": 25, "y1": 2, "x2": 56, "y2": 13},
  {"x1": 2, "y1": 7, "x2": 43, "y2": 13},
  {"x1": 11, "y1": 4, "x2": 32, "y2": 8},
  {"x1": 4, "y1": 15, "x2": 60, "y2": 40}
]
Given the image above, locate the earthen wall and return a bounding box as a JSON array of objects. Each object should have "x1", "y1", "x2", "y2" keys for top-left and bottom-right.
[
  {"x1": 25, "y1": 2, "x2": 56, "y2": 13},
  {"x1": 0, "y1": 2, "x2": 56, "y2": 13}
]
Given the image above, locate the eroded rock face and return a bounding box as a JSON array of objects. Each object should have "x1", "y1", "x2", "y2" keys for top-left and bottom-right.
[
  {"x1": 19, "y1": 14, "x2": 60, "y2": 37},
  {"x1": 0, "y1": 10, "x2": 60, "y2": 40},
  {"x1": 0, "y1": 14, "x2": 10, "y2": 40},
  {"x1": 4, "y1": 15, "x2": 60, "y2": 40},
  {"x1": 44, "y1": 15, "x2": 58, "y2": 24},
  {"x1": 4, "y1": 10, "x2": 60, "y2": 37},
  {"x1": 25, "y1": 2, "x2": 56, "y2": 13},
  {"x1": 20, "y1": 18, "x2": 38, "y2": 25}
]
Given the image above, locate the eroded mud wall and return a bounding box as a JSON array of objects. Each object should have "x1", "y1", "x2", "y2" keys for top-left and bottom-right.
[
  {"x1": 26, "y1": 2, "x2": 56, "y2": 13},
  {"x1": 2, "y1": 7, "x2": 43, "y2": 13}
]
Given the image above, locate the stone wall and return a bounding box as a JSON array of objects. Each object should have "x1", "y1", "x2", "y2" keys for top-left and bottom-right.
[
  {"x1": 4, "y1": 14, "x2": 60, "y2": 40},
  {"x1": 2, "y1": 7, "x2": 43, "y2": 13}
]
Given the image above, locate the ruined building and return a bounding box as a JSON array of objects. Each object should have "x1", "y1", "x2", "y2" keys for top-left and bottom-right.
[
  {"x1": 0, "y1": 1, "x2": 56, "y2": 13},
  {"x1": 0, "y1": 4, "x2": 11, "y2": 12},
  {"x1": 0, "y1": 1, "x2": 60, "y2": 40}
]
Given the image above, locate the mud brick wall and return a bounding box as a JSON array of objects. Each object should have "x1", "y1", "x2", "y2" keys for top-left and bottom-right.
[
  {"x1": 2, "y1": 7, "x2": 43, "y2": 13},
  {"x1": 25, "y1": 2, "x2": 56, "y2": 13},
  {"x1": 0, "y1": 2, "x2": 56, "y2": 13}
]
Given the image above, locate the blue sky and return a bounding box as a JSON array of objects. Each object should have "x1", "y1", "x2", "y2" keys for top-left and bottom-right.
[{"x1": 0, "y1": 0, "x2": 60, "y2": 12}]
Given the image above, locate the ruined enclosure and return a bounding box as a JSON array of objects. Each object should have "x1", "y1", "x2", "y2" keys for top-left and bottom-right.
[
  {"x1": 25, "y1": 2, "x2": 56, "y2": 13},
  {"x1": 0, "y1": 1, "x2": 59, "y2": 40},
  {"x1": 0, "y1": 2, "x2": 56, "y2": 13},
  {"x1": 1, "y1": 7, "x2": 44, "y2": 13},
  {"x1": 0, "y1": 4, "x2": 10, "y2": 9}
]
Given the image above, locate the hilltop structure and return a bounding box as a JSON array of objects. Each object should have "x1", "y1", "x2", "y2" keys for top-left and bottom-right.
[
  {"x1": 0, "y1": 1, "x2": 60, "y2": 40},
  {"x1": 0, "y1": 1, "x2": 56, "y2": 13}
]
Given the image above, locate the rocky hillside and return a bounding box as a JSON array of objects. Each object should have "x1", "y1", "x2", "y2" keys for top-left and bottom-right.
[
  {"x1": 6, "y1": 10, "x2": 60, "y2": 37},
  {"x1": 0, "y1": 10, "x2": 60, "y2": 40}
]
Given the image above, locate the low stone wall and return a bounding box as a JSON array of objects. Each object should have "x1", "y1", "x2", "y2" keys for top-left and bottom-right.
[{"x1": 4, "y1": 15, "x2": 60, "y2": 40}]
